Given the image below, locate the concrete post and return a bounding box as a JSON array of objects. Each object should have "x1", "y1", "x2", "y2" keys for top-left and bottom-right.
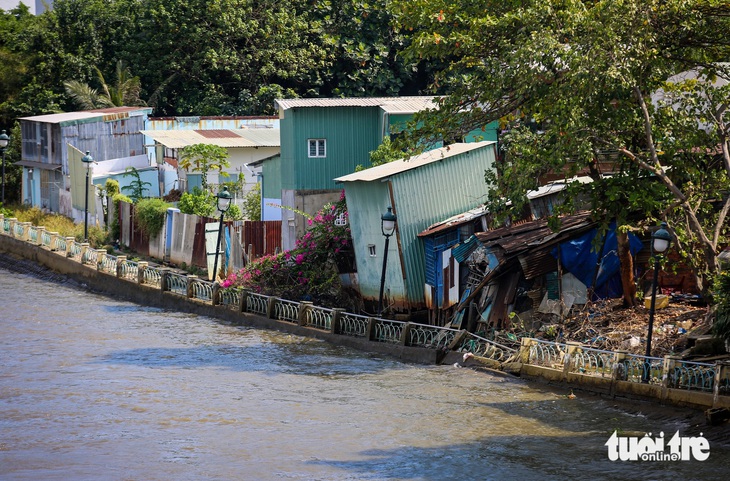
[
  {"x1": 266, "y1": 296, "x2": 277, "y2": 319},
  {"x1": 400, "y1": 322, "x2": 412, "y2": 346},
  {"x1": 186, "y1": 275, "x2": 197, "y2": 298},
  {"x1": 159, "y1": 268, "x2": 170, "y2": 292},
  {"x1": 713, "y1": 361, "x2": 729, "y2": 408},
  {"x1": 239, "y1": 288, "x2": 249, "y2": 313},
  {"x1": 613, "y1": 351, "x2": 629, "y2": 382},
  {"x1": 563, "y1": 341, "x2": 582, "y2": 379},
  {"x1": 20, "y1": 222, "x2": 31, "y2": 241},
  {"x1": 331, "y1": 308, "x2": 345, "y2": 334},
  {"x1": 298, "y1": 301, "x2": 313, "y2": 326},
  {"x1": 137, "y1": 261, "x2": 148, "y2": 284},
  {"x1": 212, "y1": 281, "x2": 220, "y2": 306},
  {"x1": 8, "y1": 218, "x2": 17, "y2": 238},
  {"x1": 116, "y1": 255, "x2": 127, "y2": 278},
  {"x1": 48, "y1": 232, "x2": 59, "y2": 251},
  {"x1": 518, "y1": 337, "x2": 535, "y2": 364},
  {"x1": 79, "y1": 243, "x2": 90, "y2": 264},
  {"x1": 36, "y1": 226, "x2": 46, "y2": 246},
  {"x1": 65, "y1": 237, "x2": 75, "y2": 257},
  {"x1": 96, "y1": 249, "x2": 106, "y2": 270},
  {"x1": 366, "y1": 317, "x2": 377, "y2": 341}
]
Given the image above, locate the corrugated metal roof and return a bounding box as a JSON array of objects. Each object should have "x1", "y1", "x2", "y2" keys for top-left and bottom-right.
[
  {"x1": 335, "y1": 141, "x2": 496, "y2": 183},
  {"x1": 141, "y1": 129, "x2": 280, "y2": 148},
  {"x1": 418, "y1": 204, "x2": 489, "y2": 237},
  {"x1": 19, "y1": 107, "x2": 151, "y2": 124},
  {"x1": 275, "y1": 96, "x2": 437, "y2": 113}
]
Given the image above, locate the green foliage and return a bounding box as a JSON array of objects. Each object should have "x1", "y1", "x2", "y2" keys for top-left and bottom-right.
[
  {"x1": 104, "y1": 178, "x2": 120, "y2": 196},
  {"x1": 121, "y1": 166, "x2": 152, "y2": 201},
  {"x1": 366, "y1": 137, "x2": 402, "y2": 169},
  {"x1": 134, "y1": 197, "x2": 170, "y2": 239},
  {"x1": 224, "y1": 203, "x2": 243, "y2": 221},
  {"x1": 222, "y1": 192, "x2": 353, "y2": 306},
  {"x1": 242, "y1": 183, "x2": 261, "y2": 221},
  {"x1": 178, "y1": 187, "x2": 215, "y2": 218},
  {"x1": 178, "y1": 144, "x2": 230, "y2": 191},
  {"x1": 393, "y1": 0, "x2": 730, "y2": 289},
  {"x1": 712, "y1": 271, "x2": 730, "y2": 344}
]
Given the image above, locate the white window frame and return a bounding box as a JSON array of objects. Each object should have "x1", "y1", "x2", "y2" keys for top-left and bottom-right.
[{"x1": 308, "y1": 139, "x2": 326, "y2": 158}]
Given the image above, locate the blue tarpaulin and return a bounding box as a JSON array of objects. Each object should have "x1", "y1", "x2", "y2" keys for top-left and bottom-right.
[{"x1": 552, "y1": 223, "x2": 643, "y2": 299}]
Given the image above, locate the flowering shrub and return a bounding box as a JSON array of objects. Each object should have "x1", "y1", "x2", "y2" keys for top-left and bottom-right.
[{"x1": 222, "y1": 192, "x2": 355, "y2": 306}]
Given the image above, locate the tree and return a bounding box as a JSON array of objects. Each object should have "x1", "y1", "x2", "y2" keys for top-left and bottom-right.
[
  {"x1": 121, "y1": 166, "x2": 151, "y2": 201},
  {"x1": 178, "y1": 144, "x2": 231, "y2": 191},
  {"x1": 392, "y1": 0, "x2": 730, "y2": 295},
  {"x1": 242, "y1": 182, "x2": 261, "y2": 221},
  {"x1": 64, "y1": 60, "x2": 145, "y2": 109}
]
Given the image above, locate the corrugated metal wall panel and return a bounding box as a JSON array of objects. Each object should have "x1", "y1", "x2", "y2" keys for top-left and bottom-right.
[
  {"x1": 283, "y1": 107, "x2": 384, "y2": 190},
  {"x1": 391, "y1": 144, "x2": 496, "y2": 307}
]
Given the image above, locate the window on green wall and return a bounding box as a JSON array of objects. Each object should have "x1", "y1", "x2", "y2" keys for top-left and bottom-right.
[{"x1": 308, "y1": 139, "x2": 326, "y2": 158}]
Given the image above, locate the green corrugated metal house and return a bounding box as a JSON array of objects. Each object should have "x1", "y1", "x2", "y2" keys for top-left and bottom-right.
[
  {"x1": 335, "y1": 141, "x2": 498, "y2": 314},
  {"x1": 273, "y1": 97, "x2": 445, "y2": 250}
]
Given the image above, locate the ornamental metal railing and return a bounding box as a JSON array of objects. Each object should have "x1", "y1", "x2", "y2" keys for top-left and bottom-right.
[
  {"x1": 69, "y1": 242, "x2": 83, "y2": 262},
  {"x1": 667, "y1": 360, "x2": 715, "y2": 392},
  {"x1": 14, "y1": 222, "x2": 24, "y2": 237},
  {"x1": 166, "y1": 272, "x2": 189, "y2": 296},
  {"x1": 142, "y1": 266, "x2": 162, "y2": 288},
  {"x1": 528, "y1": 339, "x2": 567, "y2": 368},
  {"x1": 373, "y1": 318, "x2": 406, "y2": 344},
  {"x1": 219, "y1": 288, "x2": 240, "y2": 310},
  {"x1": 119, "y1": 260, "x2": 139, "y2": 282},
  {"x1": 41, "y1": 231, "x2": 52, "y2": 248},
  {"x1": 28, "y1": 226, "x2": 38, "y2": 243},
  {"x1": 337, "y1": 312, "x2": 370, "y2": 338},
  {"x1": 570, "y1": 345, "x2": 615, "y2": 378},
  {"x1": 246, "y1": 292, "x2": 269, "y2": 316},
  {"x1": 100, "y1": 254, "x2": 117, "y2": 274},
  {"x1": 2, "y1": 218, "x2": 9, "y2": 234},
  {"x1": 408, "y1": 322, "x2": 459, "y2": 349},
  {"x1": 191, "y1": 279, "x2": 213, "y2": 302},
  {"x1": 305, "y1": 306, "x2": 333, "y2": 331},
  {"x1": 275, "y1": 298, "x2": 300, "y2": 323},
  {"x1": 55, "y1": 236, "x2": 67, "y2": 252},
  {"x1": 619, "y1": 353, "x2": 665, "y2": 385},
  {"x1": 458, "y1": 333, "x2": 516, "y2": 362},
  {"x1": 82, "y1": 248, "x2": 100, "y2": 267}
]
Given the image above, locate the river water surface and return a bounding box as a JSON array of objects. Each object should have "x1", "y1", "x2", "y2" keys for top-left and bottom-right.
[{"x1": 1, "y1": 260, "x2": 728, "y2": 480}]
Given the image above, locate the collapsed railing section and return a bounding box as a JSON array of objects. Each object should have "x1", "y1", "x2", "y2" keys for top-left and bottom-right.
[{"x1": 2, "y1": 212, "x2": 729, "y2": 403}]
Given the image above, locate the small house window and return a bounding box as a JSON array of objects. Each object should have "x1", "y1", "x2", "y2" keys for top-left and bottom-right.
[
  {"x1": 308, "y1": 139, "x2": 326, "y2": 158},
  {"x1": 368, "y1": 244, "x2": 376, "y2": 257}
]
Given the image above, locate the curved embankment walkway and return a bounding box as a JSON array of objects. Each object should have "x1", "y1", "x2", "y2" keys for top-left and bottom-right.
[{"x1": 1, "y1": 218, "x2": 729, "y2": 414}]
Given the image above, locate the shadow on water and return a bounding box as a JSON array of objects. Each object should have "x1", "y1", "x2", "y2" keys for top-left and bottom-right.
[
  {"x1": 305, "y1": 432, "x2": 730, "y2": 481},
  {"x1": 94, "y1": 343, "x2": 407, "y2": 378}
]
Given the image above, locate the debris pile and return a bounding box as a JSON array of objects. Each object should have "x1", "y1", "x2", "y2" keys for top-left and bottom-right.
[{"x1": 507, "y1": 298, "x2": 713, "y2": 358}]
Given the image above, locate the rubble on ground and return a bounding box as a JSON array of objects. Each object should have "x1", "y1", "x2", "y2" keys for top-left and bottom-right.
[{"x1": 504, "y1": 297, "x2": 724, "y2": 359}]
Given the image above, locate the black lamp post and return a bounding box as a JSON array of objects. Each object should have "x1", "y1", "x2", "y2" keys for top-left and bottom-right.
[
  {"x1": 0, "y1": 130, "x2": 9, "y2": 204},
  {"x1": 81, "y1": 151, "x2": 94, "y2": 241},
  {"x1": 378, "y1": 206, "x2": 397, "y2": 316},
  {"x1": 212, "y1": 186, "x2": 232, "y2": 281},
  {"x1": 645, "y1": 222, "x2": 672, "y2": 359}
]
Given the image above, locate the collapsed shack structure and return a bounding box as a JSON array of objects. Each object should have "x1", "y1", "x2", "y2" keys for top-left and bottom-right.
[{"x1": 419, "y1": 208, "x2": 716, "y2": 358}]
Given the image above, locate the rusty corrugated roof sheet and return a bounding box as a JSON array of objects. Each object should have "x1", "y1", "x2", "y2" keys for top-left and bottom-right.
[
  {"x1": 275, "y1": 96, "x2": 438, "y2": 113},
  {"x1": 474, "y1": 212, "x2": 596, "y2": 279},
  {"x1": 141, "y1": 129, "x2": 280, "y2": 149},
  {"x1": 19, "y1": 107, "x2": 152, "y2": 124}
]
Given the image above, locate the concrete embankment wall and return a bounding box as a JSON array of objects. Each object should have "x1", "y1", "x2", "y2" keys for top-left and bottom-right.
[{"x1": 0, "y1": 233, "x2": 439, "y2": 365}]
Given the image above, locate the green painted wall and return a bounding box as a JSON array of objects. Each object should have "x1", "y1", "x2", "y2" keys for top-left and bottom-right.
[
  {"x1": 280, "y1": 107, "x2": 385, "y2": 190},
  {"x1": 343, "y1": 142, "x2": 498, "y2": 309},
  {"x1": 262, "y1": 155, "x2": 282, "y2": 196}
]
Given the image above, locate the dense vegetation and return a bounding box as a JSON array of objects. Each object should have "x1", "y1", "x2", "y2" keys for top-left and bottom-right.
[{"x1": 0, "y1": 0, "x2": 432, "y2": 125}]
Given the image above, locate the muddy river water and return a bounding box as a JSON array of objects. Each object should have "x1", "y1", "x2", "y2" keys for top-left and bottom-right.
[{"x1": 1, "y1": 261, "x2": 728, "y2": 480}]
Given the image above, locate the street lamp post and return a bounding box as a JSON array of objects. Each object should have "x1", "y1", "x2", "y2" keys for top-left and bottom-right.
[
  {"x1": 645, "y1": 222, "x2": 672, "y2": 360},
  {"x1": 81, "y1": 151, "x2": 94, "y2": 241},
  {"x1": 0, "y1": 130, "x2": 10, "y2": 204},
  {"x1": 212, "y1": 186, "x2": 232, "y2": 281},
  {"x1": 378, "y1": 206, "x2": 397, "y2": 316}
]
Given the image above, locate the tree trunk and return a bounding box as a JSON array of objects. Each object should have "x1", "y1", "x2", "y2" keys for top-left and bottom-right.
[{"x1": 617, "y1": 230, "x2": 637, "y2": 307}]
